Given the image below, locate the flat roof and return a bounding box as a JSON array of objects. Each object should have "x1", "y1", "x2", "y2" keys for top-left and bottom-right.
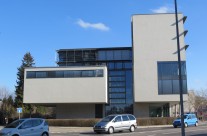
[
  {"x1": 24, "y1": 65, "x2": 107, "y2": 69},
  {"x1": 56, "y1": 46, "x2": 132, "y2": 52}
]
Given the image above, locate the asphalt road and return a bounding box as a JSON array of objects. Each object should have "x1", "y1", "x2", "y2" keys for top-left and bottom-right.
[{"x1": 50, "y1": 126, "x2": 207, "y2": 136}]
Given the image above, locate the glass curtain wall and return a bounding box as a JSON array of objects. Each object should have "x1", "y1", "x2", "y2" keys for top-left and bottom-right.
[{"x1": 158, "y1": 61, "x2": 187, "y2": 95}]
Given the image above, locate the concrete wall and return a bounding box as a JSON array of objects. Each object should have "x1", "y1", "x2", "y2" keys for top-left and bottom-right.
[
  {"x1": 169, "y1": 102, "x2": 180, "y2": 117},
  {"x1": 132, "y1": 13, "x2": 188, "y2": 102},
  {"x1": 24, "y1": 66, "x2": 107, "y2": 104},
  {"x1": 134, "y1": 103, "x2": 149, "y2": 118},
  {"x1": 56, "y1": 104, "x2": 95, "y2": 119}
]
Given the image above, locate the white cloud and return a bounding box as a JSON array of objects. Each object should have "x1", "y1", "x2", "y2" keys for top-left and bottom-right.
[
  {"x1": 151, "y1": 6, "x2": 174, "y2": 13},
  {"x1": 77, "y1": 19, "x2": 110, "y2": 31}
]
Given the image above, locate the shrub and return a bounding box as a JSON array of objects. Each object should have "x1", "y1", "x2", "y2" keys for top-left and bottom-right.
[{"x1": 137, "y1": 117, "x2": 175, "y2": 126}]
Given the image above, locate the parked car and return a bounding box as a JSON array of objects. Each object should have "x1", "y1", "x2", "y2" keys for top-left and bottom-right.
[
  {"x1": 93, "y1": 114, "x2": 137, "y2": 134},
  {"x1": 173, "y1": 113, "x2": 198, "y2": 128},
  {"x1": 0, "y1": 118, "x2": 49, "y2": 136}
]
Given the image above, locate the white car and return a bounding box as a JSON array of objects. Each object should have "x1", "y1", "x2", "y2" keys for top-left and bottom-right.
[
  {"x1": 93, "y1": 114, "x2": 137, "y2": 134},
  {"x1": 0, "y1": 118, "x2": 49, "y2": 136}
]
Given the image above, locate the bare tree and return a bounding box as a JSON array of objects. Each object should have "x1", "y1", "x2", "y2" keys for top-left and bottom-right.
[
  {"x1": 0, "y1": 87, "x2": 10, "y2": 100},
  {"x1": 194, "y1": 89, "x2": 207, "y2": 120},
  {"x1": 186, "y1": 90, "x2": 196, "y2": 113}
]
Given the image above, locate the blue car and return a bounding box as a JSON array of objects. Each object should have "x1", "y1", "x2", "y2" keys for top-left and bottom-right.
[
  {"x1": 0, "y1": 118, "x2": 49, "y2": 136},
  {"x1": 173, "y1": 114, "x2": 198, "y2": 128}
]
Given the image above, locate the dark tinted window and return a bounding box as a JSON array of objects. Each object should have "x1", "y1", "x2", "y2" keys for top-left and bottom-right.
[
  {"x1": 95, "y1": 69, "x2": 104, "y2": 77},
  {"x1": 32, "y1": 119, "x2": 43, "y2": 127},
  {"x1": 109, "y1": 77, "x2": 125, "y2": 81},
  {"x1": 114, "y1": 50, "x2": 122, "y2": 60},
  {"x1": 109, "y1": 82, "x2": 125, "y2": 87},
  {"x1": 114, "y1": 116, "x2": 122, "y2": 122},
  {"x1": 122, "y1": 115, "x2": 129, "y2": 121},
  {"x1": 26, "y1": 71, "x2": 35, "y2": 78},
  {"x1": 109, "y1": 93, "x2": 125, "y2": 99},
  {"x1": 110, "y1": 99, "x2": 126, "y2": 104},
  {"x1": 115, "y1": 62, "x2": 123, "y2": 69},
  {"x1": 26, "y1": 69, "x2": 104, "y2": 78},
  {"x1": 106, "y1": 51, "x2": 113, "y2": 60},
  {"x1": 109, "y1": 71, "x2": 125, "y2": 76},
  {"x1": 98, "y1": 51, "x2": 106, "y2": 60},
  {"x1": 158, "y1": 61, "x2": 187, "y2": 94},
  {"x1": 5, "y1": 120, "x2": 25, "y2": 128},
  {"x1": 21, "y1": 120, "x2": 33, "y2": 129},
  {"x1": 36, "y1": 72, "x2": 47, "y2": 78},
  {"x1": 82, "y1": 70, "x2": 94, "y2": 77},
  {"x1": 48, "y1": 71, "x2": 56, "y2": 78},
  {"x1": 56, "y1": 71, "x2": 64, "y2": 77},
  {"x1": 128, "y1": 115, "x2": 136, "y2": 120},
  {"x1": 109, "y1": 88, "x2": 125, "y2": 93}
]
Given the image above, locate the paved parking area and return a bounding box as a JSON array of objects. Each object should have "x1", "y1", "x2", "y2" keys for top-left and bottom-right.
[{"x1": 50, "y1": 125, "x2": 207, "y2": 136}]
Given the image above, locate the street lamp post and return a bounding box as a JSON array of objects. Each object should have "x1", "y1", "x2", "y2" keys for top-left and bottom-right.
[{"x1": 174, "y1": 0, "x2": 185, "y2": 136}]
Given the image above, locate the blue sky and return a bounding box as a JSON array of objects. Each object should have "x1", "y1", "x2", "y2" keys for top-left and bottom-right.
[{"x1": 0, "y1": 0, "x2": 206, "y2": 94}]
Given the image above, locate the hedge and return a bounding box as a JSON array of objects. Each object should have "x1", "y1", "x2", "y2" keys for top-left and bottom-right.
[
  {"x1": 46, "y1": 119, "x2": 100, "y2": 127},
  {"x1": 46, "y1": 117, "x2": 175, "y2": 127},
  {"x1": 137, "y1": 117, "x2": 175, "y2": 126}
]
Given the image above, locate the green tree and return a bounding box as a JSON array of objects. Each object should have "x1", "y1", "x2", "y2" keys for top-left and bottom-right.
[{"x1": 14, "y1": 52, "x2": 35, "y2": 116}]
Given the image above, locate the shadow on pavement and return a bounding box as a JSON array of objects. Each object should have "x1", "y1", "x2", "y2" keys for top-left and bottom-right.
[
  {"x1": 80, "y1": 131, "x2": 132, "y2": 135},
  {"x1": 190, "y1": 134, "x2": 207, "y2": 136}
]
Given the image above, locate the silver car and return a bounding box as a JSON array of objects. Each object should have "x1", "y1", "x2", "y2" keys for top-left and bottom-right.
[
  {"x1": 0, "y1": 118, "x2": 49, "y2": 136},
  {"x1": 93, "y1": 114, "x2": 137, "y2": 134}
]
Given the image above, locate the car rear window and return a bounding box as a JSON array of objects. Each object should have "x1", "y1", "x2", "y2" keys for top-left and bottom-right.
[{"x1": 128, "y1": 115, "x2": 136, "y2": 120}]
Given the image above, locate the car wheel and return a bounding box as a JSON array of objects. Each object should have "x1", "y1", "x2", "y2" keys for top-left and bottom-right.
[
  {"x1": 173, "y1": 125, "x2": 177, "y2": 128},
  {"x1": 195, "y1": 122, "x2": 198, "y2": 127},
  {"x1": 108, "y1": 127, "x2": 114, "y2": 134},
  {"x1": 184, "y1": 123, "x2": 188, "y2": 128},
  {"x1": 129, "y1": 125, "x2": 135, "y2": 132},
  {"x1": 42, "y1": 132, "x2": 49, "y2": 136}
]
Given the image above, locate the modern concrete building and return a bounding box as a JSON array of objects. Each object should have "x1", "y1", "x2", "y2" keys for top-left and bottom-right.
[{"x1": 24, "y1": 13, "x2": 188, "y2": 118}]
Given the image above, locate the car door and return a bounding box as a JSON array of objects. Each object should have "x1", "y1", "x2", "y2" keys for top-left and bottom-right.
[
  {"x1": 188, "y1": 115, "x2": 193, "y2": 125},
  {"x1": 31, "y1": 119, "x2": 44, "y2": 136},
  {"x1": 18, "y1": 120, "x2": 36, "y2": 136},
  {"x1": 191, "y1": 114, "x2": 197, "y2": 125},
  {"x1": 121, "y1": 115, "x2": 131, "y2": 129},
  {"x1": 113, "y1": 116, "x2": 123, "y2": 131}
]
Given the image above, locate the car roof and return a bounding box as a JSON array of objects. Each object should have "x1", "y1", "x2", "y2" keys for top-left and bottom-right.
[
  {"x1": 108, "y1": 114, "x2": 134, "y2": 116},
  {"x1": 184, "y1": 113, "x2": 195, "y2": 115}
]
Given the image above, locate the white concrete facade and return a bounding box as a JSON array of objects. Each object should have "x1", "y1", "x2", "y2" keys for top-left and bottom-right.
[
  {"x1": 24, "y1": 66, "x2": 108, "y2": 104},
  {"x1": 132, "y1": 14, "x2": 188, "y2": 117}
]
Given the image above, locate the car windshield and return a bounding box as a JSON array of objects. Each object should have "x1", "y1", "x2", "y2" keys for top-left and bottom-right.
[
  {"x1": 101, "y1": 115, "x2": 116, "y2": 122},
  {"x1": 5, "y1": 119, "x2": 25, "y2": 128}
]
